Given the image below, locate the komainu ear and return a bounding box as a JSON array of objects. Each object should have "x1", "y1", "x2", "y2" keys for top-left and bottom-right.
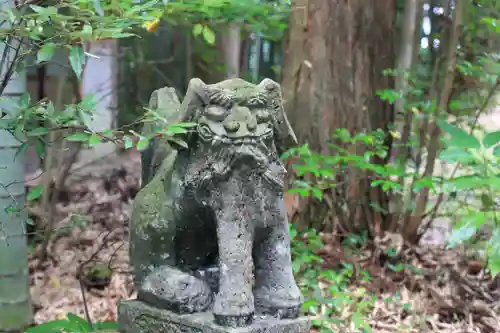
[
  {"x1": 258, "y1": 78, "x2": 298, "y2": 154},
  {"x1": 180, "y1": 78, "x2": 209, "y2": 123}
]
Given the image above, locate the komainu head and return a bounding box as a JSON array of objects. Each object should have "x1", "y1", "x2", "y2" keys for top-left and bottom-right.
[{"x1": 176, "y1": 78, "x2": 297, "y2": 191}]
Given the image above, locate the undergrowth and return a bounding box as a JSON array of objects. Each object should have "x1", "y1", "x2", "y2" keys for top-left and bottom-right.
[{"x1": 289, "y1": 225, "x2": 419, "y2": 333}]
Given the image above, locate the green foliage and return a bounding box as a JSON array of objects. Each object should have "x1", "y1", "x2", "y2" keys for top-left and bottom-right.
[
  {"x1": 290, "y1": 225, "x2": 417, "y2": 332},
  {"x1": 282, "y1": 128, "x2": 420, "y2": 234},
  {"x1": 0, "y1": 0, "x2": 161, "y2": 79},
  {"x1": 0, "y1": 92, "x2": 195, "y2": 200},
  {"x1": 160, "y1": 0, "x2": 290, "y2": 39},
  {"x1": 438, "y1": 122, "x2": 500, "y2": 277},
  {"x1": 290, "y1": 226, "x2": 371, "y2": 332},
  {"x1": 26, "y1": 313, "x2": 116, "y2": 333}
]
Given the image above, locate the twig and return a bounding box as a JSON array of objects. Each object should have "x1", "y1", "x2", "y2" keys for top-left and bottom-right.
[
  {"x1": 0, "y1": 32, "x2": 23, "y2": 96},
  {"x1": 76, "y1": 229, "x2": 116, "y2": 329},
  {"x1": 37, "y1": 47, "x2": 86, "y2": 262}
]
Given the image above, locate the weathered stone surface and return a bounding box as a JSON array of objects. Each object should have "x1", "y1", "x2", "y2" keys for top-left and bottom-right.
[
  {"x1": 126, "y1": 78, "x2": 306, "y2": 328},
  {"x1": 118, "y1": 300, "x2": 311, "y2": 333}
]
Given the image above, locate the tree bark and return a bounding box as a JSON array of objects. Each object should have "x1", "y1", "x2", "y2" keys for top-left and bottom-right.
[{"x1": 281, "y1": 0, "x2": 396, "y2": 233}]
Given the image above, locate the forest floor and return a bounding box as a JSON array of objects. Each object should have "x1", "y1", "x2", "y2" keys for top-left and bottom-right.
[{"x1": 26, "y1": 149, "x2": 500, "y2": 333}]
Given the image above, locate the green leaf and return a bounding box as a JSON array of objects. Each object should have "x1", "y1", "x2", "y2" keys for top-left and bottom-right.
[
  {"x1": 35, "y1": 139, "x2": 46, "y2": 159},
  {"x1": 288, "y1": 188, "x2": 310, "y2": 197},
  {"x1": 167, "y1": 137, "x2": 188, "y2": 149},
  {"x1": 437, "y1": 120, "x2": 480, "y2": 149},
  {"x1": 164, "y1": 126, "x2": 187, "y2": 134},
  {"x1": 88, "y1": 134, "x2": 102, "y2": 146},
  {"x1": 111, "y1": 32, "x2": 136, "y2": 38},
  {"x1": 123, "y1": 135, "x2": 134, "y2": 149},
  {"x1": 488, "y1": 229, "x2": 500, "y2": 277},
  {"x1": 65, "y1": 132, "x2": 91, "y2": 142},
  {"x1": 27, "y1": 127, "x2": 49, "y2": 137},
  {"x1": 19, "y1": 92, "x2": 31, "y2": 109},
  {"x1": 193, "y1": 23, "x2": 203, "y2": 36},
  {"x1": 78, "y1": 94, "x2": 97, "y2": 112},
  {"x1": 25, "y1": 320, "x2": 69, "y2": 333},
  {"x1": 27, "y1": 184, "x2": 44, "y2": 201},
  {"x1": 486, "y1": 176, "x2": 500, "y2": 190},
  {"x1": 443, "y1": 175, "x2": 488, "y2": 192},
  {"x1": 78, "y1": 109, "x2": 93, "y2": 129},
  {"x1": 66, "y1": 313, "x2": 92, "y2": 332},
  {"x1": 483, "y1": 130, "x2": 500, "y2": 148},
  {"x1": 93, "y1": 322, "x2": 118, "y2": 330},
  {"x1": 69, "y1": 46, "x2": 86, "y2": 78},
  {"x1": 202, "y1": 26, "x2": 216, "y2": 45},
  {"x1": 81, "y1": 25, "x2": 93, "y2": 39},
  {"x1": 4, "y1": 205, "x2": 20, "y2": 214},
  {"x1": 136, "y1": 137, "x2": 150, "y2": 151},
  {"x1": 14, "y1": 142, "x2": 29, "y2": 161},
  {"x1": 46, "y1": 101, "x2": 55, "y2": 115},
  {"x1": 439, "y1": 147, "x2": 476, "y2": 164},
  {"x1": 446, "y1": 214, "x2": 484, "y2": 248},
  {"x1": 37, "y1": 43, "x2": 56, "y2": 63}
]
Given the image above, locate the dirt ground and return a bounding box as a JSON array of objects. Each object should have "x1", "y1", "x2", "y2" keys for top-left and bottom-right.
[
  {"x1": 29, "y1": 150, "x2": 140, "y2": 323},
  {"x1": 27, "y1": 147, "x2": 500, "y2": 332}
]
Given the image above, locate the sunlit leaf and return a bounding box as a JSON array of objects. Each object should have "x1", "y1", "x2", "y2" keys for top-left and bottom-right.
[
  {"x1": 437, "y1": 120, "x2": 480, "y2": 149},
  {"x1": 483, "y1": 130, "x2": 500, "y2": 148},
  {"x1": 136, "y1": 137, "x2": 150, "y2": 151},
  {"x1": 446, "y1": 214, "x2": 485, "y2": 248},
  {"x1": 163, "y1": 126, "x2": 187, "y2": 134},
  {"x1": 123, "y1": 135, "x2": 134, "y2": 149},
  {"x1": 65, "y1": 132, "x2": 91, "y2": 142},
  {"x1": 443, "y1": 175, "x2": 488, "y2": 192},
  {"x1": 25, "y1": 320, "x2": 68, "y2": 333},
  {"x1": 202, "y1": 26, "x2": 216, "y2": 45},
  {"x1": 37, "y1": 43, "x2": 56, "y2": 63},
  {"x1": 488, "y1": 229, "x2": 500, "y2": 277},
  {"x1": 88, "y1": 134, "x2": 102, "y2": 146},
  {"x1": 27, "y1": 184, "x2": 44, "y2": 201},
  {"x1": 439, "y1": 146, "x2": 476, "y2": 164},
  {"x1": 66, "y1": 313, "x2": 92, "y2": 332},
  {"x1": 193, "y1": 23, "x2": 203, "y2": 36}
]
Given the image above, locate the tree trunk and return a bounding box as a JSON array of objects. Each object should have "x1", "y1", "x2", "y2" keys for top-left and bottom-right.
[
  {"x1": 219, "y1": 22, "x2": 242, "y2": 78},
  {"x1": 281, "y1": 0, "x2": 396, "y2": 234},
  {"x1": 0, "y1": 2, "x2": 33, "y2": 331}
]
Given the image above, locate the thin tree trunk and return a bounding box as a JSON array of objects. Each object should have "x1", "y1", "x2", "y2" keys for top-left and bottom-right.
[
  {"x1": 0, "y1": 1, "x2": 33, "y2": 331},
  {"x1": 220, "y1": 22, "x2": 241, "y2": 78},
  {"x1": 403, "y1": 0, "x2": 462, "y2": 243},
  {"x1": 391, "y1": 0, "x2": 420, "y2": 231}
]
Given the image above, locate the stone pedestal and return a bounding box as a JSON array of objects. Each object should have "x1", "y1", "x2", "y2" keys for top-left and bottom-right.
[{"x1": 118, "y1": 300, "x2": 311, "y2": 333}]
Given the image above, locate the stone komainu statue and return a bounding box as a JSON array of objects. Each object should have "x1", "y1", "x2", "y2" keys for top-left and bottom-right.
[{"x1": 130, "y1": 78, "x2": 303, "y2": 328}]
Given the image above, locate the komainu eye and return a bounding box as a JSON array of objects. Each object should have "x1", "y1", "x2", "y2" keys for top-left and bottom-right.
[
  {"x1": 256, "y1": 110, "x2": 271, "y2": 123},
  {"x1": 198, "y1": 123, "x2": 213, "y2": 138}
]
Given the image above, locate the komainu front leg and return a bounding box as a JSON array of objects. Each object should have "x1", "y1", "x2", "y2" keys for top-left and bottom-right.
[
  {"x1": 213, "y1": 213, "x2": 255, "y2": 327},
  {"x1": 253, "y1": 210, "x2": 303, "y2": 318}
]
